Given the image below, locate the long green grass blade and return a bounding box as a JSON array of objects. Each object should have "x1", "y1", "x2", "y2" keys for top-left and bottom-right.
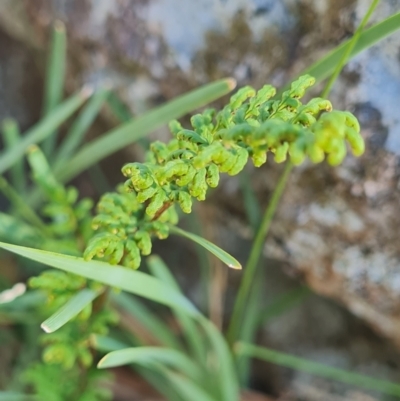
[
  {"x1": 146, "y1": 255, "x2": 206, "y2": 362},
  {"x1": 53, "y1": 86, "x2": 111, "y2": 172},
  {"x1": 186, "y1": 212, "x2": 212, "y2": 313},
  {"x1": 0, "y1": 88, "x2": 91, "y2": 175},
  {"x1": 142, "y1": 368, "x2": 186, "y2": 401},
  {"x1": 112, "y1": 292, "x2": 182, "y2": 350},
  {"x1": 106, "y1": 91, "x2": 133, "y2": 123},
  {"x1": 303, "y1": 11, "x2": 400, "y2": 85},
  {"x1": 236, "y1": 269, "x2": 264, "y2": 385},
  {"x1": 163, "y1": 369, "x2": 219, "y2": 401},
  {"x1": 237, "y1": 283, "x2": 311, "y2": 385},
  {"x1": 0, "y1": 241, "x2": 198, "y2": 316},
  {"x1": 42, "y1": 20, "x2": 67, "y2": 155},
  {"x1": 198, "y1": 317, "x2": 239, "y2": 401},
  {"x1": 0, "y1": 177, "x2": 47, "y2": 232},
  {"x1": 321, "y1": 0, "x2": 380, "y2": 97},
  {"x1": 239, "y1": 169, "x2": 261, "y2": 234},
  {"x1": 106, "y1": 91, "x2": 150, "y2": 150},
  {"x1": 227, "y1": 162, "x2": 292, "y2": 345},
  {"x1": 98, "y1": 346, "x2": 202, "y2": 381},
  {"x1": 41, "y1": 288, "x2": 100, "y2": 333},
  {"x1": 91, "y1": 335, "x2": 183, "y2": 401},
  {"x1": 236, "y1": 343, "x2": 400, "y2": 397},
  {"x1": 169, "y1": 226, "x2": 241, "y2": 270},
  {"x1": 256, "y1": 286, "x2": 311, "y2": 325},
  {"x1": 56, "y1": 78, "x2": 236, "y2": 182},
  {"x1": 0, "y1": 213, "x2": 43, "y2": 246},
  {"x1": 2, "y1": 119, "x2": 25, "y2": 193}
]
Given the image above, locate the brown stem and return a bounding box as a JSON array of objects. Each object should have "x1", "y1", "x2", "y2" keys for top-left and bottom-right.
[{"x1": 151, "y1": 201, "x2": 172, "y2": 221}]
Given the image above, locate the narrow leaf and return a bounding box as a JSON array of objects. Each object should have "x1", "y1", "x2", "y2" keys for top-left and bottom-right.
[
  {"x1": 169, "y1": 226, "x2": 241, "y2": 270},
  {"x1": 0, "y1": 88, "x2": 91, "y2": 175},
  {"x1": 91, "y1": 336, "x2": 183, "y2": 401},
  {"x1": 42, "y1": 20, "x2": 67, "y2": 155},
  {"x1": 198, "y1": 317, "x2": 240, "y2": 401},
  {"x1": 98, "y1": 346, "x2": 201, "y2": 381},
  {"x1": 257, "y1": 286, "x2": 311, "y2": 325},
  {"x1": 112, "y1": 292, "x2": 182, "y2": 349},
  {"x1": 163, "y1": 369, "x2": 219, "y2": 401},
  {"x1": 146, "y1": 255, "x2": 206, "y2": 362},
  {"x1": 42, "y1": 20, "x2": 67, "y2": 115},
  {"x1": 239, "y1": 169, "x2": 261, "y2": 234},
  {"x1": 235, "y1": 343, "x2": 400, "y2": 397},
  {"x1": 106, "y1": 91, "x2": 133, "y2": 123},
  {"x1": 53, "y1": 86, "x2": 111, "y2": 171},
  {"x1": 0, "y1": 242, "x2": 198, "y2": 317},
  {"x1": 56, "y1": 78, "x2": 236, "y2": 182},
  {"x1": 2, "y1": 119, "x2": 25, "y2": 193},
  {"x1": 0, "y1": 177, "x2": 47, "y2": 232},
  {"x1": 0, "y1": 212, "x2": 43, "y2": 246},
  {"x1": 304, "y1": 12, "x2": 400, "y2": 84},
  {"x1": 41, "y1": 288, "x2": 100, "y2": 333}
]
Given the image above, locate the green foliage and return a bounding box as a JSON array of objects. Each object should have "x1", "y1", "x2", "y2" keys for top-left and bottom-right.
[
  {"x1": 3, "y1": 4, "x2": 400, "y2": 399},
  {"x1": 83, "y1": 186, "x2": 178, "y2": 269},
  {"x1": 27, "y1": 145, "x2": 94, "y2": 248},
  {"x1": 23, "y1": 364, "x2": 112, "y2": 401},
  {"x1": 85, "y1": 74, "x2": 364, "y2": 269}
]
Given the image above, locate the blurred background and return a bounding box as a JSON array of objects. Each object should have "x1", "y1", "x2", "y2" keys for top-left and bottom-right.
[{"x1": 1, "y1": 0, "x2": 400, "y2": 400}]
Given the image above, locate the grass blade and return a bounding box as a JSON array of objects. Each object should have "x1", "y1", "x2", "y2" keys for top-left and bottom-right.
[
  {"x1": 106, "y1": 91, "x2": 133, "y2": 123},
  {"x1": 41, "y1": 288, "x2": 100, "y2": 333},
  {"x1": 198, "y1": 317, "x2": 239, "y2": 401},
  {"x1": 42, "y1": 20, "x2": 67, "y2": 155},
  {"x1": 163, "y1": 369, "x2": 219, "y2": 401},
  {"x1": 106, "y1": 91, "x2": 150, "y2": 150},
  {"x1": 53, "y1": 86, "x2": 111, "y2": 171},
  {"x1": 256, "y1": 286, "x2": 311, "y2": 325},
  {"x1": 112, "y1": 292, "x2": 182, "y2": 350},
  {"x1": 0, "y1": 241, "x2": 198, "y2": 317},
  {"x1": 0, "y1": 213, "x2": 43, "y2": 246},
  {"x1": 56, "y1": 78, "x2": 236, "y2": 182},
  {"x1": 303, "y1": 12, "x2": 400, "y2": 85},
  {"x1": 236, "y1": 269, "x2": 264, "y2": 385},
  {"x1": 0, "y1": 88, "x2": 91, "y2": 175},
  {"x1": 146, "y1": 255, "x2": 206, "y2": 362},
  {"x1": 239, "y1": 169, "x2": 261, "y2": 234},
  {"x1": 169, "y1": 226, "x2": 241, "y2": 270},
  {"x1": 237, "y1": 283, "x2": 311, "y2": 385},
  {"x1": 2, "y1": 119, "x2": 25, "y2": 193},
  {"x1": 0, "y1": 177, "x2": 47, "y2": 232},
  {"x1": 227, "y1": 162, "x2": 293, "y2": 345},
  {"x1": 91, "y1": 335, "x2": 184, "y2": 401},
  {"x1": 321, "y1": 0, "x2": 380, "y2": 98},
  {"x1": 236, "y1": 343, "x2": 400, "y2": 397},
  {"x1": 98, "y1": 346, "x2": 202, "y2": 381}
]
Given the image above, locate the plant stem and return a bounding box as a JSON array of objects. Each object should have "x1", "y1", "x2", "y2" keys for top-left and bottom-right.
[
  {"x1": 321, "y1": 0, "x2": 381, "y2": 98},
  {"x1": 227, "y1": 0, "x2": 381, "y2": 350},
  {"x1": 226, "y1": 161, "x2": 293, "y2": 345}
]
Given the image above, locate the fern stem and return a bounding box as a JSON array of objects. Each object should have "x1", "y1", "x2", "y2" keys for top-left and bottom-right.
[
  {"x1": 321, "y1": 0, "x2": 381, "y2": 98},
  {"x1": 226, "y1": 161, "x2": 293, "y2": 345}
]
